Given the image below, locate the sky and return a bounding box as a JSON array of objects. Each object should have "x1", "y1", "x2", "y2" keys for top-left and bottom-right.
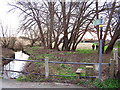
[
  {"x1": 0, "y1": 0, "x2": 20, "y2": 36},
  {"x1": 0, "y1": 0, "x2": 117, "y2": 39}
]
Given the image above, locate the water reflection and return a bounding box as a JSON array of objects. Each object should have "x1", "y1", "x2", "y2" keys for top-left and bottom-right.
[{"x1": 3, "y1": 51, "x2": 29, "y2": 79}]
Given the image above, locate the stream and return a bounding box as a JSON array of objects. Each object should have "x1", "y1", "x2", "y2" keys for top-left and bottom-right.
[{"x1": 3, "y1": 51, "x2": 29, "y2": 79}]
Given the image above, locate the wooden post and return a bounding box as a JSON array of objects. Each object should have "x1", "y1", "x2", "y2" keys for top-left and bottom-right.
[
  {"x1": 76, "y1": 69, "x2": 82, "y2": 82},
  {"x1": 114, "y1": 48, "x2": 118, "y2": 67},
  {"x1": 110, "y1": 59, "x2": 114, "y2": 78},
  {"x1": 113, "y1": 48, "x2": 118, "y2": 76},
  {"x1": 76, "y1": 73, "x2": 80, "y2": 81},
  {"x1": 85, "y1": 66, "x2": 94, "y2": 76},
  {"x1": 45, "y1": 57, "x2": 49, "y2": 79}
]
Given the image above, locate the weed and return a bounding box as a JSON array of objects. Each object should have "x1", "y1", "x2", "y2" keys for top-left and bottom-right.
[
  {"x1": 16, "y1": 75, "x2": 32, "y2": 82},
  {"x1": 40, "y1": 54, "x2": 55, "y2": 59},
  {"x1": 78, "y1": 66, "x2": 86, "y2": 76},
  {"x1": 57, "y1": 57, "x2": 63, "y2": 61},
  {"x1": 57, "y1": 64, "x2": 86, "y2": 80},
  {"x1": 60, "y1": 53, "x2": 65, "y2": 55},
  {"x1": 60, "y1": 64, "x2": 66, "y2": 69},
  {"x1": 93, "y1": 78, "x2": 120, "y2": 88},
  {"x1": 81, "y1": 59, "x2": 87, "y2": 62},
  {"x1": 77, "y1": 80, "x2": 88, "y2": 85},
  {"x1": 65, "y1": 52, "x2": 79, "y2": 55},
  {"x1": 39, "y1": 78, "x2": 44, "y2": 82},
  {"x1": 77, "y1": 79, "x2": 94, "y2": 88},
  {"x1": 32, "y1": 47, "x2": 41, "y2": 49},
  {"x1": 76, "y1": 49, "x2": 95, "y2": 54},
  {"x1": 58, "y1": 73, "x2": 76, "y2": 80},
  {"x1": 55, "y1": 80, "x2": 59, "y2": 82}
]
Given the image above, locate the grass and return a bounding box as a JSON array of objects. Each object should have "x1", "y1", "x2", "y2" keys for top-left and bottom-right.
[
  {"x1": 93, "y1": 78, "x2": 120, "y2": 88},
  {"x1": 77, "y1": 78, "x2": 120, "y2": 88},
  {"x1": 81, "y1": 59, "x2": 88, "y2": 62},
  {"x1": 77, "y1": 79, "x2": 94, "y2": 88},
  {"x1": 16, "y1": 75, "x2": 32, "y2": 82},
  {"x1": 57, "y1": 64, "x2": 76, "y2": 79},
  {"x1": 31, "y1": 47, "x2": 41, "y2": 49},
  {"x1": 57, "y1": 64, "x2": 86, "y2": 80},
  {"x1": 22, "y1": 44, "x2": 119, "y2": 87},
  {"x1": 76, "y1": 49, "x2": 96, "y2": 54},
  {"x1": 59, "y1": 49, "x2": 96, "y2": 55},
  {"x1": 26, "y1": 47, "x2": 56, "y2": 60}
]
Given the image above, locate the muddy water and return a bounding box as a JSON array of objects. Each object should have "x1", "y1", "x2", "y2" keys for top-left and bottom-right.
[{"x1": 3, "y1": 51, "x2": 29, "y2": 79}]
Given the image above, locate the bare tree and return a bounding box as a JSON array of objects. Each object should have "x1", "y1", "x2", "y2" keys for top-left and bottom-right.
[
  {"x1": 0, "y1": 23, "x2": 17, "y2": 49},
  {"x1": 10, "y1": 0, "x2": 120, "y2": 52},
  {"x1": 9, "y1": 1, "x2": 47, "y2": 48},
  {"x1": 102, "y1": 0, "x2": 117, "y2": 53},
  {"x1": 105, "y1": 3, "x2": 120, "y2": 53},
  {"x1": 20, "y1": 25, "x2": 41, "y2": 47}
]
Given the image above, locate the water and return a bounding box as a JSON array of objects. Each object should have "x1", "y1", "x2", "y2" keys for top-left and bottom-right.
[{"x1": 3, "y1": 51, "x2": 29, "y2": 79}]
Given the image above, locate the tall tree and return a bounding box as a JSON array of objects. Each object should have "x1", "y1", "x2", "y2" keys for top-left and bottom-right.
[
  {"x1": 105, "y1": 7, "x2": 120, "y2": 53},
  {"x1": 102, "y1": 0, "x2": 116, "y2": 53}
]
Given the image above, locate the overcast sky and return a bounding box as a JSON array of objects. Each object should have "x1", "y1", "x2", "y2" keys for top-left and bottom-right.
[
  {"x1": 0, "y1": 0, "x2": 20, "y2": 36},
  {"x1": 0, "y1": 0, "x2": 118, "y2": 39}
]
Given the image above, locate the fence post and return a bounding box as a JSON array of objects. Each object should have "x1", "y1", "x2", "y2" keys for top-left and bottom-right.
[
  {"x1": 114, "y1": 48, "x2": 118, "y2": 66},
  {"x1": 110, "y1": 59, "x2": 114, "y2": 78},
  {"x1": 76, "y1": 69, "x2": 82, "y2": 82},
  {"x1": 45, "y1": 57, "x2": 49, "y2": 79},
  {"x1": 113, "y1": 48, "x2": 118, "y2": 76}
]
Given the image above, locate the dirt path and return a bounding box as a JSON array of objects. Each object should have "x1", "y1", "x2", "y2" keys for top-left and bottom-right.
[{"x1": 1, "y1": 78, "x2": 84, "y2": 88}]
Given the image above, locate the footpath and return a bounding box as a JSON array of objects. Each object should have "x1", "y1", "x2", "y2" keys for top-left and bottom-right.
[{"x1": 1, "y1": 78, "x2": 83, "y2": 88}]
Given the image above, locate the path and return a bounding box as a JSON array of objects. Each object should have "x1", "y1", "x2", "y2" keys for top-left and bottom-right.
[{"x1": 1, "y1": 78, "x2": 84, "y2": 88}]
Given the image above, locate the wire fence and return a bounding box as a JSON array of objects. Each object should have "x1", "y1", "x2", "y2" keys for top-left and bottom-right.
[
  {"x1": 1, "y1": 58, "x2": 110, "y2": 65},
  {"x1": 0, "y1": 58, "x2": 110, "y2": 79}
]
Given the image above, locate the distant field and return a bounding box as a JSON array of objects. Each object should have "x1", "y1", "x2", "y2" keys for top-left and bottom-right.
[
  {"x1": 57, "y1": 43, "x2": 94, "y2": 50},
  {"x1": 76, "y1": 43, "x2": 93, "y2": 49}
]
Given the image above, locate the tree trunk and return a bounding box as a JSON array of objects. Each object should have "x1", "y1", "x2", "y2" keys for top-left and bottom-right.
[
  {"x1": 53, "y1": 34, "x2": 60, "y2": 51},
  {"x1": 105, "y1": 23, "x2": 120, "y2": 54},
  {"x1": 102, "y1": 0, "x2": 116, "y2": 53},
  {"x1": 62, "y1": 2, "x2": 69, "y2": 51},
  {"x1": 96, "y1": 0, "x2": 100, "y2": 41},
  {"x1": 49, "y1": 2, "x2": 54, "y2": 49},
  {"x1": 37, "y1": 19, "x2": 46, "y2": 48},
  {"x1": 30, "y1": 41, "x2": 34, "y2": 47}
]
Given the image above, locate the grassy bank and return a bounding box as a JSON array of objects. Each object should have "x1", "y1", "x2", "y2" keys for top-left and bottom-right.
[{"x1": 20, "y1": 43, "x2": 119, "y2": 88}]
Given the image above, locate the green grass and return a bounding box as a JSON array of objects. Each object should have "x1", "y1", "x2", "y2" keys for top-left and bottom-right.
[
  {"x1": 60, "y1": 49, "x2": 96, "y2": 55},
  {"x1": 81, "y1": 59, "x2": 88, "y2": 62},
  {"x1": 77, "y1": 78, "x2": 120, "y2": 88},
  {"x1": 64, "y1": 51, "x2": 79, "y2": 55},
  {"x1": 39, "y1": 54, "x2": 55, "y2": 59},
  {"x1": 57, "y1": 64, "x2": 76, "y2": 79},
  {"x1": 93, "y1": 78, "x2": 120, "y2": 88},
  {"x1": 32, "y1": 47, "x2": 41, "y2": 49},
  {"x1": 57, "y1": 64, "x2": 86, "y2": 80},
  {"x1": 93, "y1": 43, "x2": 97, "y2": 46},
  {"x1": 104, "y1": 46, "x2": 108, "y2": 51},
  {"x1": 77, "y1": 80, "x2": 94, "y2": 88},
  {"x1": 27, "y1": 48, "x2": 56, "y2": 60},
  {"x1": 16, "y1": 75, "x2": 32, "y2": 82},
  {"x1": 76, "y1": 49, "x2": 96, "y2": 54}
]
